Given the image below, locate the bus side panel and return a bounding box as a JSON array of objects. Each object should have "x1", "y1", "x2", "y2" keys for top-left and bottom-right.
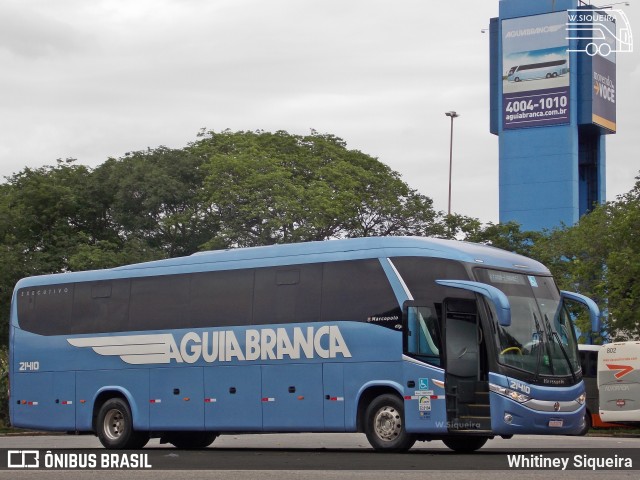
[
  {"x1": 323, "y1": 363, "x2": 345, "y2": 432},
  {"x1": 149, "y1": 367, "x2": 204, "y2": 430},
  {"x1": 343, "y1": 361, "x2": 403, "y2": 431},
  {"x1": 12, "y1": 372, "x2": 54, "y2": 430},
  {"x1": 261, "y1": 364, "x2": 324, "y2": 431},
  {"x1": 204, "y1": 365, "x2": 262, "y2": 431},
  {"x1": 76, "y1": 369, "x2": 150, "y2": 432},
  {"x1": 53, "y1": 371, "x2": 76, "y2": 430},
  {"x1": 402, "y1": 362, "x2": 447, "y2": 434},
  {"x1": 12, "y1": 371, "x2": 75, "y2": 430}
]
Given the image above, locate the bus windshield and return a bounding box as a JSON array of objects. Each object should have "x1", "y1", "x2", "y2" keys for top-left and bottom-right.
[{"x1": 475, "y1": 269, "x2": 580, "y2": 379}]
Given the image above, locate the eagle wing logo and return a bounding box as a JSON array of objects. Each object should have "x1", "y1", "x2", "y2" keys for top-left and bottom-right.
[{"x1": 68, "y1": 334, "x2": 176, "y2": 365}]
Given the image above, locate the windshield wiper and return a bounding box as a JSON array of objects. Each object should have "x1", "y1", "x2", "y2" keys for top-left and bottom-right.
[
  {"x1": 545, "y1": 314, "x2": 577, "y2": 383},
  {"x1": 532, "y1": 312, "x2": 544, "y2": 383}
]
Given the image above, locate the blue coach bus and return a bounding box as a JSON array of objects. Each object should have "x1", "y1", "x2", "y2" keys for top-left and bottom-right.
[
  {"x1": 507, "y1": 59, "x2": 568, "y2": 82},
  {"x1": 9, "y1": 237, "x2": 600, "y2": 452}
]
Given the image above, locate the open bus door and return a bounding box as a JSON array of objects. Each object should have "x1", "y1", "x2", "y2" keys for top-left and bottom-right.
[
  {"x1": 435, "y1": 279, "x2": 511, "y2": 437},
  {"x1": 443, "y1": 298, "x2": 491, "y2": 433}
]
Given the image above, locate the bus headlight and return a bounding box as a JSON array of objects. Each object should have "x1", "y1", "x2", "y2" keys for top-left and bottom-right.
[
  {"x1": 489, "y1": 383, "x2": 530, "y2": 403},
  {"x1": 576, "y1": 393, "x2": 586, "y2": 405}
]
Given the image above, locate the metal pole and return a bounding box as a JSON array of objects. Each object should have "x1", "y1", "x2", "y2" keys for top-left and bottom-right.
[
  {"x1": 448, "y1": 115, "x2": 454, "y2": 216},
  {"x1": 445, "y1": 111, "x2": 459, "y2": 216}
]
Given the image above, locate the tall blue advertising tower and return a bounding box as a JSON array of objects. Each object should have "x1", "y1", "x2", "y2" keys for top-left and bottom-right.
[{"x1": 490, "y1": 0, "x2": 619, "y2": 231}]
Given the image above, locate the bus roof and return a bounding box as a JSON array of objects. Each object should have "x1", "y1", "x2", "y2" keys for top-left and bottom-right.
[{"x1": 14, "y1": 236, "x2": 550, "y2": 288}]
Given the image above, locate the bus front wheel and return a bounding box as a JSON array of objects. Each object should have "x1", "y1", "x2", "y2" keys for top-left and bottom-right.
[
  {"x1": 96, "y1": 398, "x2": 149, "y2": 449},
  {"x1": 365, "y1": 394, "x2": 416, "y2": 452}
]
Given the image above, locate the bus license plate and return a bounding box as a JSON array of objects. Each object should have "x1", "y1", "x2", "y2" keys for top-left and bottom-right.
[{"x1": 548, "y1": 420, "x2": 563, "y2": 428}]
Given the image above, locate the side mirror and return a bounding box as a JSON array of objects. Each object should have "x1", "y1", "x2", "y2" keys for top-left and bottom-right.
[
  {"x1": 436, "y1": 279, "x2": 511, "y2": 327},
  {"x1": 561, "y1": 291, "x2": 601, "y2": 333}
]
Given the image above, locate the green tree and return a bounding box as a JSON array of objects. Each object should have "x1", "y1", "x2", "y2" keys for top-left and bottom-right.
[
  {"x1": 532, "y1": 173, "x2": 640, "y2": 340},
  {"x1": 0, "y1": 130, "x2": 451, "y2": 344},
  {"x1": 601, "y1": 175, "x2": 640, "y2": 339},
  {"x1": 192, "y1": 130, "x2": 443, "y2": 247},
  {"x1": 94, "y1": 146, "x2": 219, "y2": 257},
  {"x1": 0, "y1": 160, "x2": 95, "y2": 341},
  {"x1": 464, "y1": 221, "x2": 544, "y2": 258}
]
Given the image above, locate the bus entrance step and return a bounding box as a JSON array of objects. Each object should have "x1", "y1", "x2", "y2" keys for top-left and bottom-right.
[
  {"x1": 447, "y1": 404, "x2": 490, "y2": 417},
  {"x1": 450, "y1": 415, "x2": 492, "y2": 431}
]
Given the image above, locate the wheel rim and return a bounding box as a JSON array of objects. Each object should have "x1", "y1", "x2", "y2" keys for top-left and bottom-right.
[
  {"x1": 103, "y1": 408, "x2": 126, "y2": 440},
  {"x1": 373, "y1": 405, "x2": 402, "y2": 441}
]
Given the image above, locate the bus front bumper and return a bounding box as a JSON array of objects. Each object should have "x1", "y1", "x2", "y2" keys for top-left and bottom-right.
[{"x1": 489, "y1": 390, "x2": 586, "y2": 435}]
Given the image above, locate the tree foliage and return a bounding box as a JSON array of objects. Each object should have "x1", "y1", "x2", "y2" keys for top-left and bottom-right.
[
  {"x1": 0, "y1": 130, "x2": 446, "y2": 343},
  {"x1": 0, "y1": 129, "x2": 638, "y2": 345},
  {"x1": 191, "y1": 130, "x2": 443, "y2": 247},
  {"x1": 532, "y1": 174, "x2": 640, "y2": 340}
]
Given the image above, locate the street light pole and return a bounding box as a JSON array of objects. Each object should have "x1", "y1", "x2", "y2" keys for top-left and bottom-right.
[{"x1": 445, "y1": 111, "x2": 460, "y2": 216}]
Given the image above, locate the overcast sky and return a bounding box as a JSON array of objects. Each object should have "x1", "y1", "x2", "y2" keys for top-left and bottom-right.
[{"x1": 1, "y1": 0, "x2": 638, "y2": 224}]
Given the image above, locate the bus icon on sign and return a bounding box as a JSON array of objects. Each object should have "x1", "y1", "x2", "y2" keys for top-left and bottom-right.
[
  {"x1": 566, "y1": 9, "x2": 633, "y2": 56},
  {"x1": 7, "y1": 450, "x2": 39, "y2": 468},
  {"x1": 506, "y1": 60, "x2": 568, "y2": 83}
]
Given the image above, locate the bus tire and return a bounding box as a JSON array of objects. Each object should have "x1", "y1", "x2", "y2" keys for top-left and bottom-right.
[
  {"x1": 577, "y1": 410, "x2": 592, "y2": 436},
  {"x1": 514, "y1": 77, "x2": 520, "y2": 82},
  {"x1": 96, "y1": 398, "x2": 149, "y2": 449},
  {"x1": 168, "y1": 432, "x2": 218, "y2": 449},
  {"x1": 365, "y1": 394, "x2": 415, "y2": 452},
  {"x1": 442, "y1": 436, "x2": 488, "y2": 453}
]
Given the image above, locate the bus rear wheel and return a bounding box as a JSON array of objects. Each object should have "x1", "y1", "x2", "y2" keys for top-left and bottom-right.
[
  {"x1": 96, "y1": 398, "x2": 149, "y2": 449},
  {"x1": 365, "y1": 394, "x2": 415, "y2": 452},
  {"x1": 442, "y1": 436, "x2": 488, "y2": 453}
]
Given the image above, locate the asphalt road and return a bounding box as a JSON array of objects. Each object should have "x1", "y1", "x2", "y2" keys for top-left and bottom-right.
[{"x1": 0, "y1": 433, "x2": 638, "y2": 480}]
